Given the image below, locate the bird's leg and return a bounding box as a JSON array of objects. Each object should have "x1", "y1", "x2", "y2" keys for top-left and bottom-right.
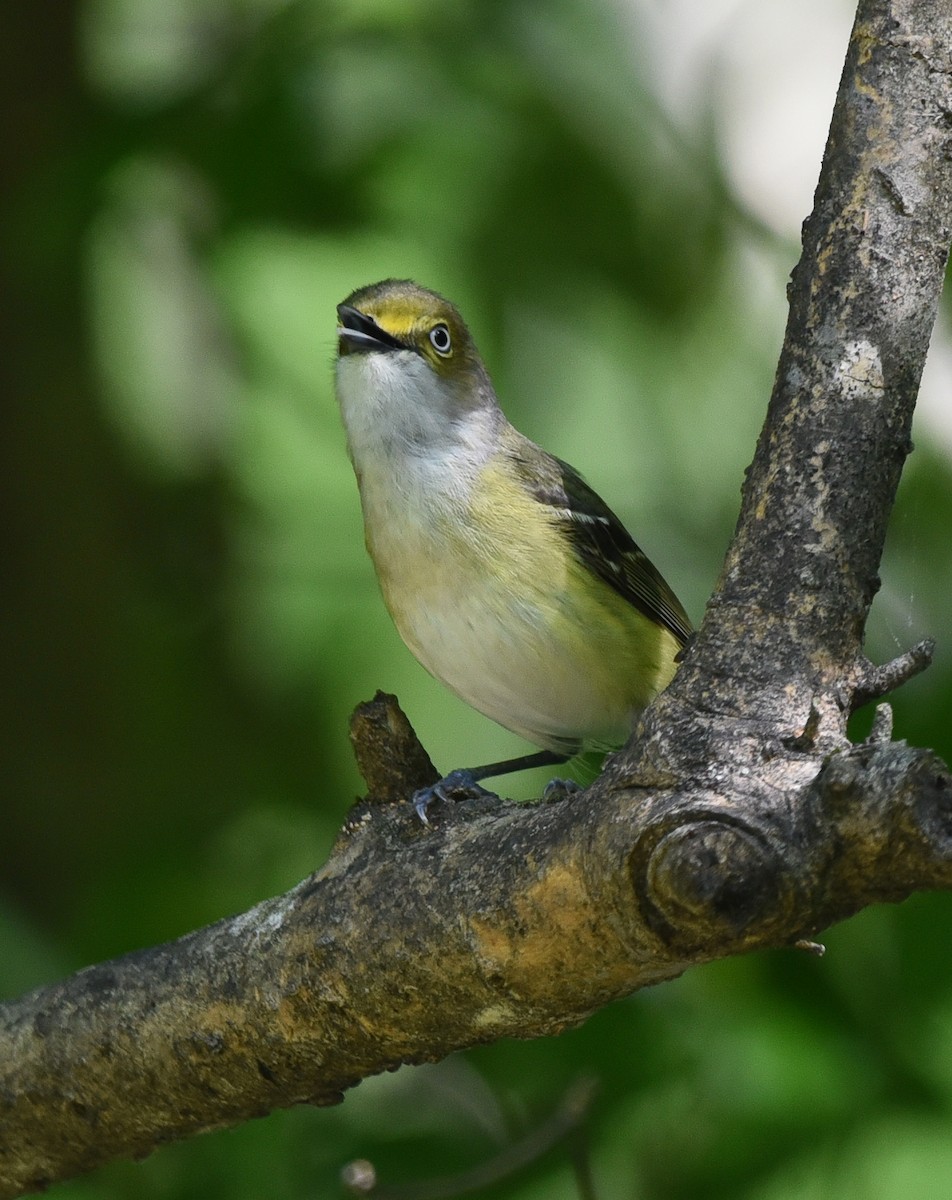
[{"x1": 413, "y1": 749, "x2": 571, "y2": 823}]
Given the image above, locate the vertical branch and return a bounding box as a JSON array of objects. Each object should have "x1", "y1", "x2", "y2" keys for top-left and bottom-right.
[{"x1": 681, "y1": 0, "x2": 952, "y2": 723}]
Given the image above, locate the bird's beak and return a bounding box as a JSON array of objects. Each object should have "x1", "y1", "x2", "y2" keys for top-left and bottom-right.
[{"x1": 336, "y1": 304, "x2": 405, "y2": 356}]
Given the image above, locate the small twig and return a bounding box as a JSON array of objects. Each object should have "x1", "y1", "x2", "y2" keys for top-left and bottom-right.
[
  {"x1": 348, "y1": 691, "x2": 439, "y2": 804},
  {"x1": 568, "y1": 1126, "x2": 599, "y2": 1200},
  {"x1": 340, "y1": 1078, "x2": 599, "y2": 1200},
  {"x1": 851, "y1": 639, "x2": 935, "y2": 711},
  {"x1": 864, "y1": 703, "x2": 894, "y2": 746}
]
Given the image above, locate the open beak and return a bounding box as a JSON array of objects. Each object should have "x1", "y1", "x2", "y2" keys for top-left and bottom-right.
[{"x1": 336, "y1": 304, "x2": 405, "y2": 355}]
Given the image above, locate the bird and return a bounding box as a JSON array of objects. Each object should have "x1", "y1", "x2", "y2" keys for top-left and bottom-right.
[{"x1": 334, "y1": 279, "x2": 691, "y2": 819}]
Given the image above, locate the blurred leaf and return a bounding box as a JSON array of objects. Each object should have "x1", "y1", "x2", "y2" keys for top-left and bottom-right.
[{"x1": 87, "y1": 157, "x2": 238, "y2": 477}]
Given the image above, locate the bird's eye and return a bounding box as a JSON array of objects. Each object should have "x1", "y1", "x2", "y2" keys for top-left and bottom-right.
[{"x1": 429, "y1": 323, "x2": 452, "y2": 356}]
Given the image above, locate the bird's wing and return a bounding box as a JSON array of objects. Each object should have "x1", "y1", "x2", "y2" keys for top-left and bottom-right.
[{"x1": 512, "y1": 446, "x2": 693, "y2": 647}]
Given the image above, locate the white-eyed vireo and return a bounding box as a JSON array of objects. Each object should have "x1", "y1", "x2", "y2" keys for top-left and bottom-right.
[{"x1": 335, "y1": 279, "x2": 691, "y2": 818}]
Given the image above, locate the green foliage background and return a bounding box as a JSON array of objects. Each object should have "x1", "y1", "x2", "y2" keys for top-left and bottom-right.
[{"x1": 3, "y1": 1, "x2": 952, "y2": 1197}]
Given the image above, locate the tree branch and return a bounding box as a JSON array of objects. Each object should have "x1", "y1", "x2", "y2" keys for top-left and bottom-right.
[{"x1": 2, "y1": 0, "x2": 952, "y2": 1195}]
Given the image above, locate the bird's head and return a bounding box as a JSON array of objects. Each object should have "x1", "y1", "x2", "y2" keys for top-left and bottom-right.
[{"x1": 337, "y1": 278, "x2": 492, "y2": 382}]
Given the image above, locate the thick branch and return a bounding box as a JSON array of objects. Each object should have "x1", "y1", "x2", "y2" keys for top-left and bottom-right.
[
  {"x1": 1, "y1": 696, "x2": 951, "y2": 1198},
  {"x1": 2, "y1": 0, "x2": 952, "y2": 1195}
]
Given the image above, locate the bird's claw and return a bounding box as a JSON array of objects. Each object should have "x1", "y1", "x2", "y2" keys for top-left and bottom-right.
[
  {"x1": 542, "y1": 777, "x2": 581, "y2": 802},
  {"x1": 412, "y1": 769, "x2": 497, "y2": 824}
]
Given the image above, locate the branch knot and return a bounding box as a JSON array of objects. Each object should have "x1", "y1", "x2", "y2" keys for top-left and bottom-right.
[{"x1": 634, "y1": 815, "x2": 792, "y2": 954}]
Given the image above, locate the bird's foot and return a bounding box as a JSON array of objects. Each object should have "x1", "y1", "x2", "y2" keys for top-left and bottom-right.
[
  {"x1": 542, "y1": 777, "x2": 582, "y2": 802},
  {"x1": 413, "y1": 769, "x2": 498, "y2": 824}
]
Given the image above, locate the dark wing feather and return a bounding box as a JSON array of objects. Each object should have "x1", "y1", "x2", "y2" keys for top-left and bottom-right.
[{"x1": 512, "y1": 446, "x2": 692, "y2": 647}]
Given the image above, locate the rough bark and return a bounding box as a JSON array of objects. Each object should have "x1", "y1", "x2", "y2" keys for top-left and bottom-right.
[{"x1": 2, "y1": 0, "x2": 952, "y2": 1195}]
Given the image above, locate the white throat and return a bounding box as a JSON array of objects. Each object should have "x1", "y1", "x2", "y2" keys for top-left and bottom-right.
[{"x1": 335, "y1": 350, "x2": 501, "y2": 501}]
